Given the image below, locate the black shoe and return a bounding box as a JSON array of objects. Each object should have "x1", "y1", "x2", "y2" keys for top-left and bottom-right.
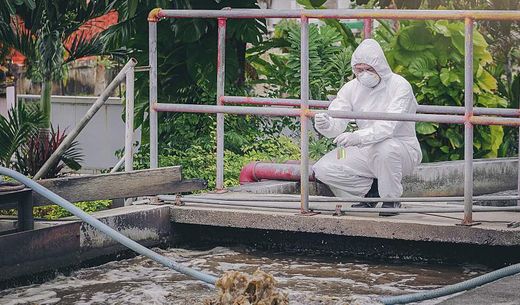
[
  {"x1": 379, "y1": 202, "x2": 401, "y2": 217},
  {"x1": 366, "y1": 179, "x2": 380, "y2": 198},
  {"x1": 351, "y1": 202, "x2": 377, "y2": 208}
]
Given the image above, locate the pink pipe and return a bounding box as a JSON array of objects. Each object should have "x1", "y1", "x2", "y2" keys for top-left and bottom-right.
[{"x1": 239, "y1": 161, "x2": 315, "y2": 184}]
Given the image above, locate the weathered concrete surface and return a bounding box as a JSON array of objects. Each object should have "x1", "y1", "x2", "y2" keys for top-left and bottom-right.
[
  {"x1": 438, "y1": 274, "x2": 520, "y2": 305},
  {"x1": 404, "y1": 158, "x2": 517, "y2": 197},
  {"x1": 233, "y1": 158, "x2": 519, "y2": 197},
  {"x1": 0, "y1": 205, "x2": 171, "y2": 283},
  {"x1": 170, "y1": 202, "x2": 520, "y2": 246},
  {"x1": 171, "y1": 205, "x2": 520, "y2": 246}
]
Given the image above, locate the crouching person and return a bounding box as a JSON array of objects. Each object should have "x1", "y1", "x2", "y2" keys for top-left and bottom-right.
[{"x1": 312, "y1": 39, "x2": 422, "y2": 216}]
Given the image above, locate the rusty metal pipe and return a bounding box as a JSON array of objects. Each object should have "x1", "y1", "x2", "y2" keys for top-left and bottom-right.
[
  {"x1": 176, "y1": 198, "x2": 520, "y2": 214},
  {"x1": 222, "y1": 96, "x2": 520, "y2": 117},
  {"x1": 178, "y1": 194, "x2": 520, "y2": 203},
  {"x1": 157, "y1": 9, "x2": 520, "y2": 21},
  {"x1": 154, "y1": 104, "x2": 520, "y2": 126}
]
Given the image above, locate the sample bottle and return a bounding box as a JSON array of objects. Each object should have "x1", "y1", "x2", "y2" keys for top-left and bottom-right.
[{"x1": 337, "y1": 146, "x2": 346, "y2": 159}]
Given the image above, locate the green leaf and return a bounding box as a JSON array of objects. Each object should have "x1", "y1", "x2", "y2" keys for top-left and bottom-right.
[
  {"x1": 296, "y1": 0, "x2": 327, "y2": 8},
  {"x1": 476, "y1": 68, "x2": 497, "y2": 92},
  {"x1": 127, "y1": 0, "x2": 138, "y2": 18},
  {"x1": 445, "y1": 128, "x2": 463, "y2": 148},
  {"x1": 476, "y1": 93, "x2": 508, "y2": 108},
  {"x1": 416, "y1": 122, "x2": 438, "y2": 135},
  {"x1": 397, "y1": 24, "x2": 434, "y2": 51}
]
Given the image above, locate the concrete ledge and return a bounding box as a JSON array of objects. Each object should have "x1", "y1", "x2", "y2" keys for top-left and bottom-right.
[
  {"x1": 170, "y1": 206, "x2": 520, "y2": 246},
  {"x1": 0, "y1": 205, "x2": 171, "y2": 283},
  {"x1": 232, "y1": 158, "x2": 519, "y2": 198}
]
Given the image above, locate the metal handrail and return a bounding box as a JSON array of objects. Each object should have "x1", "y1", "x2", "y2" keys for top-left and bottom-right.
[
  {"x1": 156, "y1": 9, "x2": 520, "y2": 21},
  {"x1": 148, "y1": 8, "x2": 520, "y2": 226},
  {"x1": 33, "y1": 59, "x2": 137, "y2": 180}
]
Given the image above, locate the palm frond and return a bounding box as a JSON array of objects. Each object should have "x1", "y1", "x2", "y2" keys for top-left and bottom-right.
[{"x1": 0, "y1": 102, "x2": 45, "y2": 167}]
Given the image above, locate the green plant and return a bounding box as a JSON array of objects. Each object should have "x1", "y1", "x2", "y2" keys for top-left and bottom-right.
[
  {"x1": 0, "y1": 102, "x2": 82, "y2": 177},
  {"x1": 134, "y1": 135, "x2": 301, "y2": 189},
  {"x1": 309, "y1": 137, "x2": 336, "y2": 161},
  {"x1": 33, "y1": 200, "x2": 111, "y2": 220},
  {"x1": 111, "y1": 0, "x2": 267, "y2": 153},
  {"x1": 496, "y1": 71, "x2": 520, "y2": 157},
  {"x1": 376, "y1": 20, "x2": 508, "y2": 162},
  {"x1": 296, "y1": 0, "x2": 358, "y2": 49},
  {"x1": 0, "y1": 102, "x2": 44, "y2": 167},
  {"x1": 0, "y1": 0, "x2": 128, "y2": 130},
  {"x1": 248, "y1": 20, "x2": 353, "y2": 101},
  {"x1": 14, "y1": 126, "x2": 83, "y2": 178}
]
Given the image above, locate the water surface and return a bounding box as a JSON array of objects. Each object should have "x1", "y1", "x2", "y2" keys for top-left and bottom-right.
[{"x1": 0, "y1": 247, "x2": 489, "y2": 305}]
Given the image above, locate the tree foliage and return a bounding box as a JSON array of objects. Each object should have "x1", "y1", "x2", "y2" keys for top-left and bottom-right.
[
  {"x1": 114, "y1": 0, "x2": 269, "y2": 155},
  {"x1": 377, "y1": 20, "x2": 508, "y2": 161},
  {"x1": 248, "y1": 20, "x2": 354, "y2": 101},
  {"x1": 0, "y1": 0, "x2": 129, "y2": 127}
]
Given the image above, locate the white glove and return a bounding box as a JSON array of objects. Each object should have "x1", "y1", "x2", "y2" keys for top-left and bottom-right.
[
  {"x1": 314, "y1": 113, "x2": 331, "y2": 130},
  {"x1": 333, "y1": 132, "x2": 361, "y2": 147}
]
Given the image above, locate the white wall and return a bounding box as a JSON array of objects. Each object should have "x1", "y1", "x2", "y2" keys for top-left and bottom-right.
[{"x1": 18, "y1": 95, "x2": 140, "y2": 173}]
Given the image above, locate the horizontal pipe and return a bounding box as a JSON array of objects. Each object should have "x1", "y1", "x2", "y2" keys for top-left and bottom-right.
[
  {"x1": 222, "y1": 96, "x2": 328, "y2": 108},
  {"x1": 155, "y1": 103, "x2": 520, "y2": 127},
  {"x1": 154, "y1": 103, "x2": 463, "y2": 123},
  {"x1": 174, "y1": 198, "x2": 520, "y2": 214},
  {"x1": 222, "y1": 96, "x2": 520, "y2": 117},
  {"x1": 176, "y1": 195, "x2": 520, "y2": 203},
  {"x1": 154, "y1": 103, "x2": 302, "y2": 117},
  {"x1": 239, "y1": 161, "x2": 315, "y2": 184},
  {"x1": 158, "y1": 9, "x2": 520, "y2": 21}
]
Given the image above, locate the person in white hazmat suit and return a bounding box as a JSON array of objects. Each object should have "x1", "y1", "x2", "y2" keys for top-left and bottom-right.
[{"x1": 312, "y1": 39, "x2": 422, "y2": 216}]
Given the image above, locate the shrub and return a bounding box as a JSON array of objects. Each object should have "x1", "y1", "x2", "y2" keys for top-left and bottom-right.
[
  {"x1": 33, "y1": 200, "x2": 112, "y2": 220},
  {"x1": 134, "y1": 135, "x2": 301, "y2": 189},
  {"x1": 377, "y1": 20, "x2": 508, "y2": 161}
]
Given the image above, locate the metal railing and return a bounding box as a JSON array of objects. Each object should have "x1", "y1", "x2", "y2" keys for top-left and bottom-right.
[
  {"x1": 34, "y1": 59, "x2": 137, "y2": 180},
  {"x1": 147, "y1": 8, "x2": 520, "y2": 225}
]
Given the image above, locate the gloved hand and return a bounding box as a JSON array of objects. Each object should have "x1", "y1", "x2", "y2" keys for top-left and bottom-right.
[
  {"x1": 333, "y1": 132, "x2": 361, "y2": 147},
  {"x1": 314, "y1": 113, "x2": 331, "y2": 130}
]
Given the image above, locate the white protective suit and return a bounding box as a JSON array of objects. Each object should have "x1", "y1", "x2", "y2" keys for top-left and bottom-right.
[{"x1": 313, "y1": 39, "x2": 422, "y2": 199}]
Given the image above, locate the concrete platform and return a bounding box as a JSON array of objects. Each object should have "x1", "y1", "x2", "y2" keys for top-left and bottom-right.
[
  {"x1": 170, "y1": 192, "x2": 520, "y2": 246},
  {"x1": 165, "y1": 192, "x2": 520, "y2": 265}
]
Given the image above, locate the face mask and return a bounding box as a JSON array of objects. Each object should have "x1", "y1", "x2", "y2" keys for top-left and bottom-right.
[{"x1": 357, "y1": 71, "x2": 381, "y2": 88}]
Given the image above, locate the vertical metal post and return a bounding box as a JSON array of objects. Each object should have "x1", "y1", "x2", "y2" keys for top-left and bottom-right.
[
  {"x1": 125, "y1": 67, "x2": 134, "y2": 172},
  {"x1": 216, "y1": 18, "x2": 227, "y2": 191},
  {"x1": 363, "y1": 18, "x2": 372, "y2": 39},
  {"x1": 149, "y1": 20, "x2": 158, "y2": 169},
  {"x1": 463, "y1": 17, "x2": 474, "y2": 225},
  {"x1": 300, "y1": 15, "x2": 310, "y2": 213}
]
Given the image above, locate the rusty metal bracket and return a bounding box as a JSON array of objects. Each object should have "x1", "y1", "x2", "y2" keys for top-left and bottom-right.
[
  {"x1": 174, "y1": 194, "x2": 184, "y2": 206},
  {"x1": 298, "y1": 209, "x2": 321, "y2": 216},
  {"x1": 332, "y1": 204, "x2": 345, "y2": 216},
  {"x1": 457, "y1": 221, "x2": 482, "y2": 227},
  {"x1": 149, "y1": 196, "x2": 162, "y2": 205}
]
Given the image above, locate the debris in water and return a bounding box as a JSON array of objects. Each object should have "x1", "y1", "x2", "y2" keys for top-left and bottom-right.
[{"x1": 204, "y1": 269, "x2": 289, "y2": 305}]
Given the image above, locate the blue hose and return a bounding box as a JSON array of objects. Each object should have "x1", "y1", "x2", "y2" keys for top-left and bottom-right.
[
  {"x1": 380, "y1": 262, "x2": 520, "y2": 304},
  {"x1": 0, "y1": 167, "x2": 218, "y2": 285}
]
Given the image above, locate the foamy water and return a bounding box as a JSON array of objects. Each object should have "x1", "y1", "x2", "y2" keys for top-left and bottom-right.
[{"x1": 0, "y1": 247, "x2": 489, "y2": 305}]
